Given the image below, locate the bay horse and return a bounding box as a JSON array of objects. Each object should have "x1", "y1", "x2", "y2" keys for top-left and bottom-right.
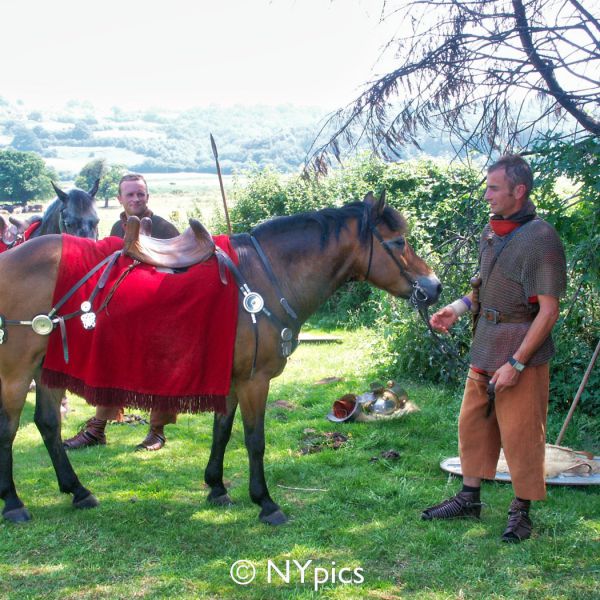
[
  {"x1": 1, "y1": 181, "x2": 100, "y2": 420},
  {"x1": 0, "y1": 192, "x2": 441, "y2": 525}
]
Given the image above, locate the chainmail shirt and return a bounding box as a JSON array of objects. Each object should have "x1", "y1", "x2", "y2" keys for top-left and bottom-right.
[{"x1": 470, "y1": 217, "x2": 566, "y2": 373}]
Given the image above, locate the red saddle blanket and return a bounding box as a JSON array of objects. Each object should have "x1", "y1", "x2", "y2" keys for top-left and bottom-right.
[{"x1": 41, "y1": 234, "x2": 239, "y2": 415}]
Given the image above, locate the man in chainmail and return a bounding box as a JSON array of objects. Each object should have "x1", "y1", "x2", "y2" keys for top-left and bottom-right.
[
  {"x1": 63, "y1": 174, "x2": 180, "y2": 452},
  {"x1": 422, "y1": 155, "x2": 566, "y2": 542}
]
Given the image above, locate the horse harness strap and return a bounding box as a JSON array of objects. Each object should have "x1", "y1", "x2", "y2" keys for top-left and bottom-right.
[
  {"x1": 249, "y1": 235, "x2": 299, "y2": 322},
  {"x1": 214, "y1": 243, "x2": 299, "y2": 378},
  {"x1": 0, "y1": 250, "x2": 125, "y2": 364}
]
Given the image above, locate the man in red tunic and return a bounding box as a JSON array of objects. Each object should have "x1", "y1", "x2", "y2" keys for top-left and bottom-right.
[
  {"x1": 422, "y1": 155, "x2": 566, "y2": 542},
  {"x1": 63, "y1": 174, "x2": 180, "y2": 452}
]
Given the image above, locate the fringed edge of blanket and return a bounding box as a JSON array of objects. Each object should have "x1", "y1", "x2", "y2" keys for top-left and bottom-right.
[{"x1": 41, "y1": 368, "x2": 227, "y2": 415}]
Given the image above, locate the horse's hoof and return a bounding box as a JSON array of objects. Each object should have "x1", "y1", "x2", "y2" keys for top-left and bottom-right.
[
  {"x1": 73, "y1": 493, "x2": 99, "y2": 510},
  {"x1": 260, "y1": 509, "x2": 288, "y2": 526},
  {"x1": 207, "y1": 493, "x2": 234, "y2": 506},
  {"x1": 3, "y1": 507, "x2": 32, "y2": 523}
]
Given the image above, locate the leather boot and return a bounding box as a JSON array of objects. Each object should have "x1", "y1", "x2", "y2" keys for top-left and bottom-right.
[
  {"x1": 63, "y1": 418, "x2": 107, "y2": 449},
  {"x1": 502, "y1": 498, "x2": 532, "y2": 543},
  {"x1": 135, "y1": 426, "x2": 166, "y2": 451},
  {"x1": 421, "y1": 490, "x2": 482, "y2": 520}
]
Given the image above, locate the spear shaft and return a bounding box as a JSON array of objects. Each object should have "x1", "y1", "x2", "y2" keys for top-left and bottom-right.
[{"x1": 210, "y1": 134, "x2": 232, "y2": 235}]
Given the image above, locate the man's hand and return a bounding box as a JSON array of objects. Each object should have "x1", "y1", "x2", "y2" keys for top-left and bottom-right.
[
  {"x1": 490, "y1": 362, "x2": 520, "y2": 393},
  {"x1": 429, "y1": 306, "x2": 459, "y2": 334}
]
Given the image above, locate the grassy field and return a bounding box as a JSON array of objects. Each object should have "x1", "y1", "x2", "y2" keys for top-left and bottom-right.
[{"x1": 1, "y1": 329, "x2": 598, "y2": 600}]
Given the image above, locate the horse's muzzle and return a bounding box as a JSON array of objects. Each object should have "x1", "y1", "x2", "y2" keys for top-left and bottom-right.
[{"x1": 412, "y1": 275, "x2": 442, "y2": 308}]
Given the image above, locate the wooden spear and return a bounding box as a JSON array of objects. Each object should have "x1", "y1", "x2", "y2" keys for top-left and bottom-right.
[
  {"x1": 555, "y1": 338, "x2": 600, "y2": 446},
  {"x1": 210, "y1": 133, "x2": 232, "y2": 235}
]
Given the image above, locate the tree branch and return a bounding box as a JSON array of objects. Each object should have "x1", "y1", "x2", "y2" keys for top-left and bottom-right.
[{"x1": 511, "y1": 0, "x2": 600, "y2": 135}]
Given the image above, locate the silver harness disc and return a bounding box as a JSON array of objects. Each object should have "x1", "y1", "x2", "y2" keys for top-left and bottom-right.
[
  {"x1": 31, "y1": 314, "x2": 54, "y2": 336},
  {"x1": 243, "y1": 292, "x2": 264, "y2": 314}
]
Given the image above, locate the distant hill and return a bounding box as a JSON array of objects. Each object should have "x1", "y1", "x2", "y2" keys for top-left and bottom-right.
[
  {"x1": 0, "y1": 98, "x2": 481, "y2": 178},
  {"x1": 0, "y1": 99, "x2": 331, "y2": 177}
]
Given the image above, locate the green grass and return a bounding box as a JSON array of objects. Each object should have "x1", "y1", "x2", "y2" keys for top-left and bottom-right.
[{"x1": 1, "y1": 329, "x2": 598, "y2": 599}]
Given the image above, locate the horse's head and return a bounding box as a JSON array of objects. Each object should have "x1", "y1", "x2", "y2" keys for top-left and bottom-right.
[
  {"x1": 51, "y1": 180, "x2": 100, "y2": 240},
  {"x1": 360, "y1": 191, "x2": 441, "y2": 309}
]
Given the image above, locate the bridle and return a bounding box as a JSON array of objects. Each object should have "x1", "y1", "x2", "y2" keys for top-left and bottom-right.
[
  {"x1": 365, "y1": 215, "x2": 471, "y2": 372},
  {"x1": 365, "y1": 218, "x2": 431, "y2": 309},
  {"x1": 58, "y1": 207, "x2": 70, "y2": 234}
]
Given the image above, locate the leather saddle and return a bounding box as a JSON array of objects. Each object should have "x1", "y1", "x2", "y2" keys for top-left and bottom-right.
[
  {"x1": 0, "y1": 214, "x2": 42, "y2": 245},
  {"x1": 122, "y1": 216, "x2": 216, "y2": 269}
]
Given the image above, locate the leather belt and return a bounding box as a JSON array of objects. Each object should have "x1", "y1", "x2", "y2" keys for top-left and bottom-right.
[{"x1": 480, "y1": 307, "x2": 537, "y2": 324}]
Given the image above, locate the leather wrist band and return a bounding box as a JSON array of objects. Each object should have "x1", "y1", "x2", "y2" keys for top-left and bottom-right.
[{"x1": 449, "y1": 298, "x2": 470, "y2": 316}]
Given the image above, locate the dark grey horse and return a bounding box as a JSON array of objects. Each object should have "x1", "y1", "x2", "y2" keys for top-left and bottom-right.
[{"x1": 29, "y1": 180, "x2": 100, "y2": 240}]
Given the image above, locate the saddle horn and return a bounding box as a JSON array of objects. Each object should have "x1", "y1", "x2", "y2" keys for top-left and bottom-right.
[
  {"x1": 122, "y1": 216, "x2": 216, "y2": 269},
  {"x1": 140, "y1": 217, "x2": 153, "y2": 237}
]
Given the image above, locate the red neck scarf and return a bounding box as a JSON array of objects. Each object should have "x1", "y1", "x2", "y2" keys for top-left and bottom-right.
[
  {"x1": 489, "y1": 220, "x2": 519, "y2": 236},
  {"x1": 489, "y1": 199, "x2": 537, "y2": 236}
]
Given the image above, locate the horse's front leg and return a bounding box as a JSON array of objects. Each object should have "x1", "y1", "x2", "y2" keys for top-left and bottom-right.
[
  {"x1": 34, "y1": 379, "x2": 98, "y2": 510},
  {"x1": 0, "y1": 378, "x2": 32, "y2": 522},
  {"x1": 205, "y1": 393, "x2": 238, "y2": 506},
  {"x1": 237, "y1": 376, "x2": 287, "y2": 525}
]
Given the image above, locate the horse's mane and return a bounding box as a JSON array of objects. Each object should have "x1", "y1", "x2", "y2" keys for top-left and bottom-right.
[
  {"x1": 39, "y1": 199, "x2": 61, "y2": 229},
  {"x1": 251, "y1": 202, "x2": 407, "y2": 248}
]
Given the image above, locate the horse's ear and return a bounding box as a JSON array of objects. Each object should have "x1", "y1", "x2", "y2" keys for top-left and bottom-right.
[
  {"x1": 0, "y1": 215, "x2": 6, "y2": 235},
  {"x1": 51, "y1": 181, "x2": 69, "y2": 203},
  {"x1": 363, "y1": 191, "x2": 376, "y2": 205},
  {"x1": 375, "y1": 190, "x2": 387, "y2": 218},
  {"x1": 364, "y1": 190, "x2": 386, "y2": 219},
  {"x1": 88, "y1": 178, "x2": 100, "y2": 198}
]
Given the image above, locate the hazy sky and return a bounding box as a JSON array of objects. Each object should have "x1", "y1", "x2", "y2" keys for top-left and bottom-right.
[{"x1": 2, "y1": 0, "x2": 397, "y2": 111}]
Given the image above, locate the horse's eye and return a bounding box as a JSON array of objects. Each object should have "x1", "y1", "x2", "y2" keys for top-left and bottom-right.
[{"x1": 388, "y1": 237, "x2": 406, "y2": 251}]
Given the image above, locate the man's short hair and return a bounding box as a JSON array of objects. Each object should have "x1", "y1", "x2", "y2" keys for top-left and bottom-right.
[
  {"x1": 488, "y1": 155, "x2": 533, "y2": 197},
  {"x1": 118, "y1": 173, "x2": 148, "y2": 195}
]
